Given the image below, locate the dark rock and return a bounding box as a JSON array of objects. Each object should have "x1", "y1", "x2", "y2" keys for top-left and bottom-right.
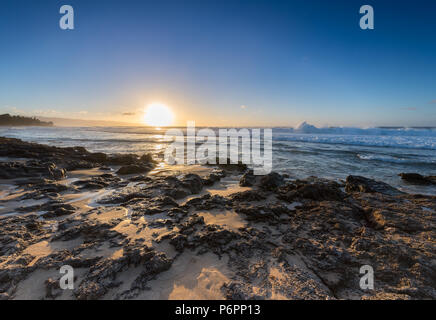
[
  {"x1": 184, "y1": 194, "x2": 229, "y2": 210},
  {"x1": 214, "y1": 157, "x2": 247, "y2": 172},
  {"x1": 128, "y1": 174, "x2": 152, "y2": 182},
  {"x1": 0, "y1": 161, "x2": 66, "y2": 180},
  {"x1": 259, "y1": 172, "x2": 284, "y2": 190},
  {"x1": 240, "y1": 170, "x2": 256, "y2": 187},
  {"x1": 197, "y1": 226, "x2": 238, "y2": 248},
  {"x1": 399, "y1": 173, "x2": 436, "y2": 185},
  {"x1": 73, "y1": 174, "x2": 120, "y2": 190},
  {"x1": 345, "y1": 175, "x2": 404, "y2": 196},
  {"x1": 180, "y1": 174, "x2": 203, "y2": 194},
  {"x1": 169, "y1": 234, "x2": 188, "y2": 252},
  {"x1": 235, "y1": 204, "x2": 282, "y2": 223},
  {"x1": 75, "y1": 246, "x2": 172, "y2": 300},
  {"x1": 202, "y1": 172, "x2": 222, "y2": 186},
  {"x1": 222, "y1": 281, "x2": 263, "y2": 300},
  {"x1": 167, "y1": 188, "x2": 190, "y2": 200},
  {"x1": 107, "y1": 154, "x2": 138, "y2": 165},
  {"x1": 47, "y1": 164, "x2": 66, "y2": 180},
  {"x1": 139, "y1": 153, "x2": 155, "y2": 163},
  {"x1": 86, "y1": 152, "x2": 107, "y2": 163},
  {"x1": 279, "y1": 180, "x2": 344, "y2": 202},
  {"x1": 230, "y1": 190, "x2": 266, "y2": 202},
  {"x1": 116, "y1": 165, "x2": 152, "y2": 175},
  {"x1": 41, "y1": 202, "x2": 76, "y2": 218},
  {"x1": 64, "y1": 160, "x2": 95, "y2": 171}
]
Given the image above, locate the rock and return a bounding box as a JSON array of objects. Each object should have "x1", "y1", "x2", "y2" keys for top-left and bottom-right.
[
  {"x1": 345, "y1": 175, "x2": 404, "y2": 196},
  {"x1": 0, "y1": 161, "x2": 66, "y2": 180},
  {"x1": 40, "y1": 202, "x2": 76, "y2": 218},
  {"x1": 47, "y1": 163, "x2": 66, "y2": 180},
  {"x1": 75, "y1": 246, "x2": 172, "y2": 300},
  {"x1": 259, "y1": 172, "x2": 284, "y2": 190},
  {"x1": 236, "y1": 205, "x2": 279, "y2": 223},
  {"x1": 86, "y1": 152, "x2": 108, "y2": 163},
  {"x1": 184, "y1": 194, "x2": 229, "y2": 210},
  {"x1": 222, "y1": 281, "x2": 264, "y2": 300},
  {"x1": 230, "y1": 190, "x2": 266, "y2": 202},
  {"x1": 107, "y1": 154, "x2": 139, "y2": 165},
  {"x1": 180, "y1": 174, "x2": 203, "y2": 194},
  {"x1": 169, "y1": 234, "x2": 188, "y2": 252},
  {"x1": 239, "y1": 171, "x2": 284, "y2": 190},
  {"x1": 139, "y1": 153, "x2": 155, "y2": 163},
  {"x1": 279, "y1": 180, "x2": 344, "y2": 202},
  {"x1": 202, "y1": 173, "x2": 222, "y2": 186},
  {"x1": 214, "y1": 157, "x2": 247, "y2": 172},
  {"x1": 198, "y1": 226, "x2": 238, "y2": 247},
  {"x1": 116, "y1": 164, "x2": 152, "y2": 175},
  {"x1": 240, "y1": 170, "x2": 256, "y2": 187},
  {"x1": 167, "y1": 188, "x2": 190, "y2": 200},
  {"x1": 64, "y1": 160, "x2": 95, "y2": 171},
  {"x1": 73, "y1": 174, "x2": 120, "y2": 189},
  {"x1": 399, "y1": 173, "x2": 436, "y2": 185}
]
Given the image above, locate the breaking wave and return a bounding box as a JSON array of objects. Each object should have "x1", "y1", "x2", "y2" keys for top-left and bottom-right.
[{"x1": 273, "y1": 122, "x2": 436, "y2": 150}]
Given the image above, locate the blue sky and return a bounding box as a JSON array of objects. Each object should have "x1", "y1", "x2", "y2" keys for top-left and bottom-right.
[{"x1": 0, "y1": 0, "x2": 435, "y2": 127}]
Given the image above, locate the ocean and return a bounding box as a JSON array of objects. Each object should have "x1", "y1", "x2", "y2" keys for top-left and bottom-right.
[{"x1": 1, "y1": 123, "x2": 436, "y2": 195}]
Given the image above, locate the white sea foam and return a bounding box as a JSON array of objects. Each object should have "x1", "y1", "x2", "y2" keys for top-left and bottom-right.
[
  {"x1": 273, "y1": 122, "x2": 436, "y2": 150},
  {"x1": 291, "y1": 121, "x2": 436, "y2": 137}
]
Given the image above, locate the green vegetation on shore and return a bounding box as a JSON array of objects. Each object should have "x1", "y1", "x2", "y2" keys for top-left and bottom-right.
[{"x1": 0, "y1": 114, "x2": 53, "y2": 126}]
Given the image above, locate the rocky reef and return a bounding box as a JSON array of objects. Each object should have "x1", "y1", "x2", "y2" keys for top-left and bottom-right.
[{"x1": 0, "y1": 138, "x2": 435, "y2": 300}]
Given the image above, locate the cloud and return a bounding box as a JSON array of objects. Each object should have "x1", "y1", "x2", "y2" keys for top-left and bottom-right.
[
  {"x1": 240, "y1": 105, "x2": 247, "y2": 110},
  {"x1": 1, "y1": 105, "x2": 25, "y2": 115},
  {"x1": 122, "y1": 112, "x2": 135, "y2": 116},
  {"x1": 430, "y1": 100, "x2": 436, "y2": 104},
  {"x1": 400, "y1": 107, "x2": 417, "y2": 111}
]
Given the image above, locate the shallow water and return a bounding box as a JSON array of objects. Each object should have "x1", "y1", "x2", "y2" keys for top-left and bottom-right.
[{"x1": 1, "y1": 125, "x2": 435, "y2": 194}]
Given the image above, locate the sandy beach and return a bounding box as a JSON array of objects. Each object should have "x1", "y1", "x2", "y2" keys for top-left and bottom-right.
[{"x1": 0, "y1": 137, "x2": 434, "y2": 300}]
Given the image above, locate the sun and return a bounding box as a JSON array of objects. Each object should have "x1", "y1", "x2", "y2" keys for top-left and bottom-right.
[{"x1": 143, "y1": 103, "x2": 174, "y2": 127}]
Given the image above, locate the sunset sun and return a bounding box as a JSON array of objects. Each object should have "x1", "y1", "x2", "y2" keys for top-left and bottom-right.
[{"x1": 143, "y1": 103, "x2": 174, "y2": 127}]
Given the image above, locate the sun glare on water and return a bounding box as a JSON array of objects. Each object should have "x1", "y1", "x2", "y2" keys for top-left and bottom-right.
[{"x1": 143, "y1": 103, "x2": 174, "y2": 127}]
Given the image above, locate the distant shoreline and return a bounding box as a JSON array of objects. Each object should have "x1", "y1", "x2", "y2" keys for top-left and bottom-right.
[{"x1": 0, "y1": 114, "x2": 53, "y2": 127}]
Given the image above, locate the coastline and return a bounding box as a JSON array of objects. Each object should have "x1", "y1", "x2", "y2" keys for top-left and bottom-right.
[{"x1": 0, "y1": 137, "x2": 435, "y2": 300}]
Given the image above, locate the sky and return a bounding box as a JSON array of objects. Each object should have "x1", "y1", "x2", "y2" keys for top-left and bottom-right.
[{"x1": 0, "y1": 0, "x2": 435, "y2": 127}]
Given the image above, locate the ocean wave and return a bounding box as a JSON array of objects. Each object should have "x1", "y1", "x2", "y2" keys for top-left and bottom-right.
[
  {"x1": 273, "y1": 133, "x2": 436, "y2": 150},
  {"x1": 276, "y1": 122, "x2": 436, "y2": 137},
  {"x1": 357, "y1": 153, "x2": 436, "y2": 165}
]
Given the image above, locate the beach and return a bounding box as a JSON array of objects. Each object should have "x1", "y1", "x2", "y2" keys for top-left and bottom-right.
[{"x1": 0, "y1": 136, "x2": 435, "y2": 300}]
